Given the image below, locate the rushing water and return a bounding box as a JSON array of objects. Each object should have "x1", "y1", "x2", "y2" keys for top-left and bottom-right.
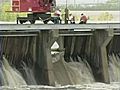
[
  {"x1": 2, "y1": 56, "x2": 27, "y2": 86},
  {"x1": 0, "y1": 54, "x2": 120, "y2": 90},
  {"x1": 53, "y1": 54, "x2": 95, "y2": 85},
  {"x1": 109, "y1": 53, "x2": 120, "y2": 82},
  {"x1": 0, "y1": 83, "x2": 120, "y2": 90},
  {"x1": 0, "y1": 52, "x2": 120, "y2": 89}
]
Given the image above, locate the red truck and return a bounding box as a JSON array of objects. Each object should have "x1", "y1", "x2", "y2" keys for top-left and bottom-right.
[{"x1": 12, "y1": 0, "x2": 59, "y2": 24}]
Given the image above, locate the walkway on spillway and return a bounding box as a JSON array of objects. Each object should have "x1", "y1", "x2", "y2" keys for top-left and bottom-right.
[
  {"x1": 0, "y1": 23, "x2": 120, "y2": 37},
  {"x1": 0, "y1": 23, "x2": 120, "y2": 30}
]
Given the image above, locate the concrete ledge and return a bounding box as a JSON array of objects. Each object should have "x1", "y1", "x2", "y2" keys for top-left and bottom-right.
[{"x1": 0, "y1": 23, "x2": 120, "y2": 30}]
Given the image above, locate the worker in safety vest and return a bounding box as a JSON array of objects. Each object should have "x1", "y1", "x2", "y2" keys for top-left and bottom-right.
[
  {"x1": 79, "y1": 13, "x2": 88, "y2": 24},
  {"x1": 68, "y1": 13, "x2": 75, "y2": 24}
]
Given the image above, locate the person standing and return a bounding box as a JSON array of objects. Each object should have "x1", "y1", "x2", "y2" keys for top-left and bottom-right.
[
  {"x1": 53, "y1": 9, "x2": 62, "y2": 24},
  {"x1": 68, "y1": 13, "x2": 75, "y2": 24}
]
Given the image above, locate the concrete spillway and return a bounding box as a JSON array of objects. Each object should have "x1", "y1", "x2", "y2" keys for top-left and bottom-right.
[{"x1": 0, "y1": 23, "x2": 120, "y2": 88}]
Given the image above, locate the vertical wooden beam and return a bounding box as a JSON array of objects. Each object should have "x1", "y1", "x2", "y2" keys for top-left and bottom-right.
[
  {"x1": 64, "y1": 36, "x2": 72, "y2": 62},
  {"x1": 57, "y1": 36, "x2": 64, "y2": 51},
  {"x1": 94, "y1": 29, "x2": 113, "y2": 83}
]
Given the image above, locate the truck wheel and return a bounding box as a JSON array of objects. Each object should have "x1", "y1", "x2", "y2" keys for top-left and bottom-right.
[
  {"x1": 19, "y1": 20, "x2": 24, "y2": 24},
  {"x1": 43, "y1": 20, "x2": 48, "y2": 24},
  {"x1": 29, "y1": 20, "x2": 35, "y2": 24}
]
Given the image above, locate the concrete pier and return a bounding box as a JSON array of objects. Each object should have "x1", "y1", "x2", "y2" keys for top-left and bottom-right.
[{"x1": 93, "y1": 29, "x2": 113, "y2": 83}]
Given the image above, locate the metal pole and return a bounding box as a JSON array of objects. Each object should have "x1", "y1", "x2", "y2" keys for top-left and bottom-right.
[{"x1": 65, "y1": 0, "x2": 69, "y2": 24}]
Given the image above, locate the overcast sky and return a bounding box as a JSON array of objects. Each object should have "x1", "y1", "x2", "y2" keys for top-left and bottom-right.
[{"x1": 56, "y1": 0, "x2": 109, "y2": 4}]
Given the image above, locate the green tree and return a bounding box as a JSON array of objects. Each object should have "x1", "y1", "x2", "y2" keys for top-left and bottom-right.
[
  {"x1": 0, "y1": 2, "x2": 26, "y2": 21},
  {"x1": 58, "y1": 0, "x2": 119, "y2": 11},
  {"x1": 0, "y1": 2, "x2": 17, "y2": 21},
  {"x1": 106, "y1": 0, "x2": 118, "y2": 3}
]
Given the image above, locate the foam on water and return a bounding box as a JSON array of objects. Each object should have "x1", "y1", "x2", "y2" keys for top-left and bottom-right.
[
  {"x1": 2, "y1": 56, "x2": 27, "y2": 86},
  {"x1": 1, "y1": 53, "x2": 120, "y2": 90},
  {"x1": 109, "y1": 53, "x2": 120, "y2": 82},
  {"x1": 0, "y1": 82, "x2": 120, "y2": 90},
  {"x1": 53, "y1": 53, "x2": 95, "y2": 85}
]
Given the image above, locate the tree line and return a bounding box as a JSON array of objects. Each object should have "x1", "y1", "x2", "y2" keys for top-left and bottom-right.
[{"x1": 58, "y1": 0, "x2": 119, "y2": 11}]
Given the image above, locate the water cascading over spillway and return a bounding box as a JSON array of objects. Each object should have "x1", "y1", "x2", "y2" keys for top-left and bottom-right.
[
  {"x1": 2, "y1": 56, "x2": 27, "y2": 86},
  {"x1": 52, "y1": 53, "x2": 95, "y2": 85},
  {"x1": 0, "y1": 36, "x2": 95, "y2": 87},
  {"x1": 0, "y1": 33, "x2": 120, "y2": 89},
  {"x1": 108, "y1": 53, "x2": 120, "y2": 82},
  {"x1": 107, "y1": 36, "x2": 120, "y2": 82},
  {"x1": 63, "y1": 35, "x2": 120, "y2": 83},
  {"x1": 0, "y1": 37, "x2": 37, "y2": 87}
]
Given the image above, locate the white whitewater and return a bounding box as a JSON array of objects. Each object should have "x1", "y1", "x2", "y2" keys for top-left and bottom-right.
[
  {"x1": 0, "y1": 65, "x2": 5, "y2": 86},
  {"x1": 21, "y1": 61, "x2": 37, "y2": 85},
  {"x1": 1, "y1": 53, "x2": 120, "y2": 90},
  {"x1": 2, "y1": 56, "x2": 27, "y2": 86},
  {"x1": 53, "y1": 53, "x2": 95, "y2": 85},
  {"x1": 109, "y1": 53, "x2": 120, "y2": 82}
]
